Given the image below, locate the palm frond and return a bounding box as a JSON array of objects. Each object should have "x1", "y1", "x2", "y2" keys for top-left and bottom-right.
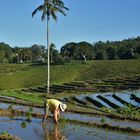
[
  {"x1": 52, "y1": 0, "x2": 69, "y2": 10},
  {"x1": 32, "y1": 5, "x2": 43, "y2": 17},
  {"x1": 54, "y1": 6, "x2": 67, "y2": 16},
  {"x1": 41, "y1": 13, "x2": 46, "y2": 21},
  {"x1": 50, "y1": 10, "x2": 57, "y2": 21},
  {"x1": 32, "y1": 0, "x2": 68, "y2": 21}
]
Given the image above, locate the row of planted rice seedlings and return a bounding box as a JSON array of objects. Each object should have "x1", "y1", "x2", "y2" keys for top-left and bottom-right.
[
  {"x1": 101, "y1": 75, "x2": 140, "y2": 90},
  {"x1": 0, "y1": 96, "x2": 42, "y2": 108},
  {"x1": 62, "y1": 112, "x2": 140, "y2": 129},
  {"x1": 21, "y1": 75, "x2": 140, "y2": 94},
  {"x1": 62, "y1": 119, "x2": 140, "y2": 134},
  {"x1": 66, "y1": 107, "x2": 140, "y2": 122},
  {"x1": 72, "y1": 92, "x2": 140, "y2": 110},
  {"x1": 1, "y1": 107, "x2": 140, "y2": 134}
]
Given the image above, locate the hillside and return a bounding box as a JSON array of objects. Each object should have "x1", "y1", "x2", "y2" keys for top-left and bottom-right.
[{"x1": 0, "y1": 60, "x2": 140, "y2": 90}]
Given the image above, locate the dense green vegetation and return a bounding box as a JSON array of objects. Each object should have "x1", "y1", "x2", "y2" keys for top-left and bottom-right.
[
  {"x1": 0, "y1": 36, "x2": 140, "y2": 64},
  {"x1": 0, "y1": 59, "x2": 140, "y2": 90}
]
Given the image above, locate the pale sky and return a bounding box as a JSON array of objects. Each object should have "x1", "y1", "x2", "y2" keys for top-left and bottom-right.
[{"x1": 0, "y1": 0, "x2": 140, "y2": 50}]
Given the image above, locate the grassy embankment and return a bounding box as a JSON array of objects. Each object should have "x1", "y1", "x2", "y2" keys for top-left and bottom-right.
[
  {"x1": 0, "y1": 60, "x2": 140, "y2": 103},
  {"x1": 0, "y1": 60, "x2": 140, "y2": 90}
]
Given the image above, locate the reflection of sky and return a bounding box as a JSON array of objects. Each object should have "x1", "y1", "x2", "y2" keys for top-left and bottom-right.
[
  {"x1": 104, "y1": 96, "x2": 124, "y2": 107},
  {"x1": 61, "y1": 112, "x2": 140, "y2": 129},
  {"x1": 0, "y1": 116, "x2": 139, "y2": 140},
  {"x1": 0, "y1": 103, "x2": 43, "y2": 114},
  {"x1": 88, "y1": 94, "x2": 112, "y2": 108},
  {"x1": 76, "y1": 91, "x2": 140, "y2": 108},
  {"x1": 115, "y1": 93, "x2": 140, "y2": 107}
]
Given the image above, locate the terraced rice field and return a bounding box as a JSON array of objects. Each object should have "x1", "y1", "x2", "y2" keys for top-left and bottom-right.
[
  {"x1": 23, "y1": 75, "x2": 140, "y2": 94},
  {"x1": 71, "y1": 91, "x2": 140, "y2": 109},
  {"x1": 0, "y1": 116, "x2": 139, "y2": 140},
  {"x1": 0, "y1": 73, "x2": 140, "y2": 139},
  {"x1": 0, "y1": 89, "x2": 140, "y2": 139}
]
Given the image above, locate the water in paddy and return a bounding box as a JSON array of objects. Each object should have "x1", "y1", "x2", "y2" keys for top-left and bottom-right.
[
  {"x1": 61, "y1": 112, "x2": 140, "y2": 129},
  {"x1": 76, "y1": 90, "x2": 140, "y2": 108},
  {"x1": 0, "y1": 102, "x2": 43, "y2": 114},
  {"x1": 0, "y1": 116, "x2": 139, "y2": 140},
  {"x1": 0, "y1": 102, "x2": 140, "y2": 129}
]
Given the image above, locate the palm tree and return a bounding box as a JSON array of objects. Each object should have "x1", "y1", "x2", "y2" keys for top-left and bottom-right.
[{"x1": 32, "y1": 0, "x2": 68, "y2": 95}]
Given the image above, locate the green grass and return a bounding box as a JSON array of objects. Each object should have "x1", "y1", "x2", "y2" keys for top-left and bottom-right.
[
  {"x1": 78, "y1": 60, "x2": 140, "y2": 81},
  {"x1": 0, "y1": 60, "x2": 140, "y2": 90},
  {"x1": 0, "y1": 90, "x2": 43, "y2": 104}
]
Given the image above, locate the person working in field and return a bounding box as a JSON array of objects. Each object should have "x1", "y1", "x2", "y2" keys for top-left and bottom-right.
[{"x1": 42, "y1": 99, "x2": 67, "y2": 123}]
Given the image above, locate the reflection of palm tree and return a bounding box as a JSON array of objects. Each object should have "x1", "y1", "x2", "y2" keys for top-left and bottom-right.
[
  {"x1": 32, "y1": 0, "x2": 68, "y2": 95},
  {"x1": 43, "y1": 124, "x2": 67, "y2": 140}
]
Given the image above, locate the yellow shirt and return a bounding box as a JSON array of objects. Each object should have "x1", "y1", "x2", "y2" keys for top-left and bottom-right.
[{"x1": 46, "y1": 99, "x2": 62, "y2": 112}]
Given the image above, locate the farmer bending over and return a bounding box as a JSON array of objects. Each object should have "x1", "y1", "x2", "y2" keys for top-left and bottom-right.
[{"x1": 42, "y1": 99, "x2": 67, "y2": 123}]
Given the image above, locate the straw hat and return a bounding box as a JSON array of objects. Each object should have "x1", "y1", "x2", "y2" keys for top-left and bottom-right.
[{"x1": 60, "y1": 103, "x2": 67, "y2": 112}]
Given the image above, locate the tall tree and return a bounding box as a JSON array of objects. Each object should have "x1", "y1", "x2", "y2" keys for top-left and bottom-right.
[
  {"x1": 50, "y1": 43, "x2": 56, "y2": 62},
  {"x1": 32, "y1": 0, "x2": 68, "y2": 94}
]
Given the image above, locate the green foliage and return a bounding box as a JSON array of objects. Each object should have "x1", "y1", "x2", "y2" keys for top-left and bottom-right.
[
  {"x1": 0, "y1": 42, "x2": 12, "y2": 63},
  {"x1": 61, "y1": 41, "x2": 95, "y2": 61},
  {"x1": 8, "y1": 104, "x2": 14, "y2": 112},
  {"x1": 25, "y1": 107, "x2": 33, "y2": 122},
  {"x1": 100, "y1": 118, "x2": 106, "y2": 123},
  {"x1": 1, "y1": 36, "x2": 140, "y2": 63},
  {"x1": 21, "y1": 122, "x2": 27, "y2": 128},
  {"x1": 29, "y1": 107, "x2": 33, "y2": 112},
  {"x1": 118, "y1": 104, "x2": 140, "y2": 117},
  {"x1": 0, "y1": 131, "x2": 9, "y2": 135}
]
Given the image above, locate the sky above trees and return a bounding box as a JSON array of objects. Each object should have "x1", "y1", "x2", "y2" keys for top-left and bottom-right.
[{"x1": 0, "y1": 0, "x2": 140, "y2": 50}]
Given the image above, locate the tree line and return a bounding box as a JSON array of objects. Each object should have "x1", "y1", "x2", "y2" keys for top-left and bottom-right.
[{"x1": 0, "y1": 36, "x2": 140, "y2": 64}]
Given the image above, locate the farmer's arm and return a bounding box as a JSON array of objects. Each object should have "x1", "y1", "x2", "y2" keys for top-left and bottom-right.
[
  {"x1": 42, "y1": 103, "x2": 49, "y2": 123},
  {"x1": 54, "y1": 110, "x2": 58, "y2": 123}
]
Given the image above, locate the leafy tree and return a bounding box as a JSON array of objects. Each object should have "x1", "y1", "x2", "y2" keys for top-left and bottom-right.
[
  {"x1": 32, "y1": 0, "x2": 68, "y2": 94},
  {"x1": 77, "y1": 42, "x2": 94, "y2": 60},
  {"x1": 0, "y1": 42, "x2": 12, "y2": 63},
  {"x1": 50, "y1": 43, "x2": 56, "y2": 62},
  {"x1": 117, "y1": 46, "x2": 134, "y2": 59},
  {"x1": 0, "y1": 50, "x2": 5, "y2": 63},
  {"x1": 95, "y1": 48, "x2": 107, "y2": 60},
  {"x1": 31, "y1": 44, "x2": 45, "y2": 62},
  {"x1": 60, "y1": 42, "x2": 94, "y2": 61},
  {"x1": 61, "y1": 42, "x2": 78, "y2": 61},
  {"x1": 106, "y1": 46, "x2": 117, "y2": 60}
]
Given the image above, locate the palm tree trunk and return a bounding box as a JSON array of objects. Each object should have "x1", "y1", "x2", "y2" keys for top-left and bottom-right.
[{"x1": 47, "y1": 16, "x2": 50, "y2": 95}]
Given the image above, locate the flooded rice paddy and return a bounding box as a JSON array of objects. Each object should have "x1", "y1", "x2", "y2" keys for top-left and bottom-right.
[
  {"x1": 0, "y1": 101, "x2": 140, "y2": 129},
  {"x1": 0, "y1": 90, "x2": 140, "y2": 139},
  {"x1": 74, "y1": 90, "x2": 140, "y2": 108},
  {"x1": 0, "y1": 116, "x2": 139, "y2": 140}
]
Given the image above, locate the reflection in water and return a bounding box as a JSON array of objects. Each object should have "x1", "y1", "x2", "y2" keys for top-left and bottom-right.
[{"x1": 42, "y1": 123, "x2": 67, "y2": 140}]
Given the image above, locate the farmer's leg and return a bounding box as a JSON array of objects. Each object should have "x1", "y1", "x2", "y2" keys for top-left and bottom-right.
[
  {"x1": 57, "y1": 110, "x2": 60, "y2": 120},
  {"x1": 53, "y1": 110, "x2": 58, "y2": 123}
]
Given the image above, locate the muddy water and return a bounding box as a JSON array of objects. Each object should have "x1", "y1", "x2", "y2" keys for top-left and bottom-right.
[
  {"x1": 0, "y1": 102, "x2": 43, "y2": 114},
  {"x1": 62, "y1": 112, "x2": 140, "y2": 129},
  {"x1": 0, "y1": 116, "x2": 139, "y2": 140},
  {"x1": 115, "y1": 92, "x2": 140, "y2": 107},
  {"x1": 76, "y1": 91, "x2": 140, "y2": 108},
  {"x1": 89, "y1": 94, "x2": 112, "y2": 108},
  {"x1": 104, "y1": 94, "x2": 124, "y2": 107},
  {"x1": 1, "y1": 102, "x2": 140, "y2": 129}
]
